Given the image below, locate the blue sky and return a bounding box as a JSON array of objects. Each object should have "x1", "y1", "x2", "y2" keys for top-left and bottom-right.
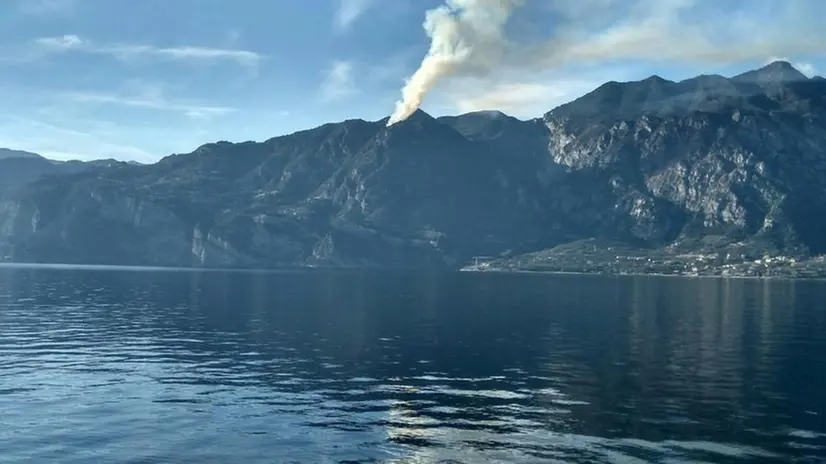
[{"x1": 1, "y1": 0, "x2": 824, "y2": 162}]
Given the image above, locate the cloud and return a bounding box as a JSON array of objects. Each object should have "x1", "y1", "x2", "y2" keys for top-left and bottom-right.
[
  {"x1": 439, "y1": 65, "x2": 635, "y2": 118},
  {"x1": 61, "y1": 88, "x2": 236, "y2": 120},
  {"x1": 453, "y1": 82, "x2": 561, "y2": 116},
  {"x1": 35, "y1": 34, "x2": 83, "y2": 49},
  {"x1": 447, "y1": 79, "x2": 602, "y2": 118},
  {"x1": 529, "y1": 0, "x2": 826, "y2": 67},
  {"x1": 389, "y1": 0, "x2": 826, "y2": 123},
  {"x1": 34, "y1": 34, "x2": 263, "y2": 67},
  {"x1": 796, "y1": 62, "x2": 818, "y2": 78},
  {"x1": 0, "y1": 114, "x2": 156, "y2": 162},
  {"x1": 334, "y1": 0, "x2": 372, "y2": 31},
  {"x1": 224, "y1": 29, "x2": 242, "y2": 46},
  {"x1": 319, "y1": 61, "x2": 359, "y2": 102},
  {"x1": 17, "y1": 0, "x2": 74, "y2": 15}
]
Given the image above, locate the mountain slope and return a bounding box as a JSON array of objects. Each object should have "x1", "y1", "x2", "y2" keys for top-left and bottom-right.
[
  {"x1": 0, "y1": 151, "x2": 127, "y2": 192},
  {"x1": 0, "y1": 157, "x2": 64, "y2": 191},
  {"x1": 544, "y1": 61, "x2": 826, "y2": 253},
  {"x1": 0, "y1": 148, "x2": 43, "y2": 160},
  {"x1": 2, "y1": 61, "x2": 826, "y2": 269},
  {"x1": 0, "y1": 110, "x2": 576, "y2": 266}
]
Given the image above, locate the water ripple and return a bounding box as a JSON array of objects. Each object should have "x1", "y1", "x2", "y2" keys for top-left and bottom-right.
[{"x1": 1, "y1": 268, "x2": 825, "y2": 463}]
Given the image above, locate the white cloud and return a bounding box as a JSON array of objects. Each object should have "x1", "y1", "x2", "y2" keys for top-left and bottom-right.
[
  {"x1": 438, "y1": 66, "x2": 634, "y2": 118},
  {"x1": 528, "y1": 0, "x2": 826, "y2": 67},
  {"x1": 35, "y1": 34, "x2": 83, "y2": 50},
  {"x1": 34, "y1": 34, "x2": 263, "y2": 67},
  {"x1": 334, "y1": 0, "x2": 372, "y2": 31},
  {"x1": 797, "y1": 62, "x2": 818, "y2": 78},
  {"x1": 61, "y1": 88, "x2": 236, "y2": 120},
  {"x1": 319, "y1": 61, "x2": 359, "y2": 102},
  {"x1": 0, "y1": 114, "x2": 156, "y2": 162},
  {"x1": 389, "y1": 0, "x2": 826, "y2": 120},
  {"x1": 448, "y1": 81, "x2": 587, "y2": 118}
]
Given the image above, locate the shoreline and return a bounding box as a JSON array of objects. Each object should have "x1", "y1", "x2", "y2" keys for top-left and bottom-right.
[
  {"x1": 2, "y1": 261, "x2": 825, "y2": 281},
  {"x1": 460, "y1": 267, "x2": 826, "y2": 282}
]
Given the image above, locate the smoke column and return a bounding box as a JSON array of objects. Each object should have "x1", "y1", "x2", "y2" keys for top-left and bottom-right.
[
  {"x1": 386, "y1": 0, "x2": 523, "y2": 126},
  {"x1": 386, "y1": 0, "x2": 826, "y2": 127}
]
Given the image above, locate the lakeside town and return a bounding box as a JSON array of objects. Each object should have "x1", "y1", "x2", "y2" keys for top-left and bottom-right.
[{"x1": 462, "y1": 240, "x2": 826, "y2": 279}]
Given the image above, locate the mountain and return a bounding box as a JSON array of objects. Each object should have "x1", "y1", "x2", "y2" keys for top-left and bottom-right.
[
  {"x1": 0, "y1": 111, "x2": 569, "y2": 266},
  {"x1": 544, "y1": 61, "x2": 826, "y2": 252},
  {"x1": 2, "y1": 61, "x2": 826, "y2": 272},
  {"x1": 0, "y1": 156, "x2": 64, "y2": 191},
  {"x1": 0, "y1": 150, "x2": 130, "y2": 192},
  {"x1": 0, "y1": 148, "x2": 44, "y2": 160}
]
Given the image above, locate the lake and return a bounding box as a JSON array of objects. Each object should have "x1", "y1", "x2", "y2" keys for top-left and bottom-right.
[{"x1": 1, "y1": 266, "x2": 824, "y2": 463}]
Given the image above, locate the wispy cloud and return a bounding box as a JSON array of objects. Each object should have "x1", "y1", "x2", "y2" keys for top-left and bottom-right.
[
  {"x1": 223, "y1": 29, "x2": 242, "y2": 47},
  {"x1": 393, "y1": 0, "x2": 826, "y2": 119},
  {"x1": 334, "y1": 0, "x2": 372, "y2": 31},
  {"x1": 61, "y1": 87, "x2": 236, "y2": 120},
  {"x1": 441, "y1": 66, "x2": 634, "y2": 118},
  {"x1": 796, "y1": 63, "x2": 818, "y2": 78},
  {"x1": 0, "y1": 114, "x2": 156, "y2": 162},
  {"x1": 319, "y1": 61, "x2": 358, "y2": 102},
  {"x1": 513, "y1": 0, "x2": 826, "y2": 69},
  {"x1": 450, "y1": 82, "x2": 582, "y2": 118},
  {"x1": 34, "y1": 34, "x2": 264, "y2": 67},
  {"x1": 35, "y1": 34, "x2": 83, "y2": 49},
  {"x1": 17, "y1": 0, "x2": 74, "y2": 15}
]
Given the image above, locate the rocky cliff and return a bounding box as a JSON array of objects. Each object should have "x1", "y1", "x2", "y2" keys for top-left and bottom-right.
[
  {"x1": 543, "y1": 61, "x2": 826, "y2": 255},
  {"x1": 2, "y1": 61, "x2": 825, "y2": 269}
]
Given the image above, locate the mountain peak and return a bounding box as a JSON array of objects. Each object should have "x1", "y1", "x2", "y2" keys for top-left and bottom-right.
[
  {"x1": 379, "y1": 108, "x2": 469, "y2": 148},
  {"x1": 378, "y1": 109, "x2": 437, "y2": 131},
  {"x1": 462, "y1": 109, "x2": 509, "y2": 119},
  {"x1": 382, "y1": 108, "x2": 439, "y2": 129},
  {"x1": 642, "y1": 75, "x2": 672, "y2": 84},
  {"x1": 764, "y1": 60, "x2": 795, "y2": 70},
  {"x1": 734, "y1": 60, "x2": 808, "y2": 85},
  {"x1": 405, "y1": 108, "x2": 436, "y2": 123}
]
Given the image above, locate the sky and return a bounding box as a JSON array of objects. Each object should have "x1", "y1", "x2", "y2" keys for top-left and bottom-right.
[{"x1": 1, "y1": 0, "x2": 825, "y2": 162}]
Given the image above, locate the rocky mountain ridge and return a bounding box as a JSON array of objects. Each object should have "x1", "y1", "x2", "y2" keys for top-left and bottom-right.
[
  {"x1": 0, "y1": 148, "x2": 44, "y2": 160},
  {"x1": 0, "y1": 150, "x2": 136, "y2": 192},
  {"x1": 2, "y1": 61, "x2": 825, "y2": 272}
]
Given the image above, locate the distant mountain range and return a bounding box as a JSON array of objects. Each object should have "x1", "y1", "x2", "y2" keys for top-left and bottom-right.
[
  {"x1": 0, "y1": 148, "x2": 44, "y2": 160},
  {"x1": 2, "y1": 61, "x2": 825, "y2": 274},
  {"x1": 0, "y1": 150, "x2": 139, "y2": 192}
]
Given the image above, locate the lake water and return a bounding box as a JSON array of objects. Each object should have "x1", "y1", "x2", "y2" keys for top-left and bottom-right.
[{"x1": 1, "y1": 266, "x2": 825, "y2": 463}]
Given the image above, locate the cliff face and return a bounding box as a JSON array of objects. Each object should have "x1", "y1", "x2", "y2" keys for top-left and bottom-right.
[
  {"x1": 543, "y1": 61, "x2": 826, "y2": 254},
  {"x1": 2, "y1": 61, "x2": 825, "y2": 267}
]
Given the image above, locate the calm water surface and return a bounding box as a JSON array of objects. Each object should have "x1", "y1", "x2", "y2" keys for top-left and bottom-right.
[{"x1": 1, "y1": 266, "x2": 825, "y2": 463}]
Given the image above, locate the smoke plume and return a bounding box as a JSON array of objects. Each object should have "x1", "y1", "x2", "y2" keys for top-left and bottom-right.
[
  {"x1": 387, "y1": 0, "x2": 826, "y2": 125},
  {"x1": 387, "y1": 0, "x2": 523, "y2": 126}
]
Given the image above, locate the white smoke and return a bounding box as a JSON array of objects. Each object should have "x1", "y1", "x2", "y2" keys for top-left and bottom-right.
[
  {"x1": 387, "y1": 0, "x2": 826, "y2": 125},
  {"x1": 386, "y1": 0, "x2": 523, "y2": 126}
]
